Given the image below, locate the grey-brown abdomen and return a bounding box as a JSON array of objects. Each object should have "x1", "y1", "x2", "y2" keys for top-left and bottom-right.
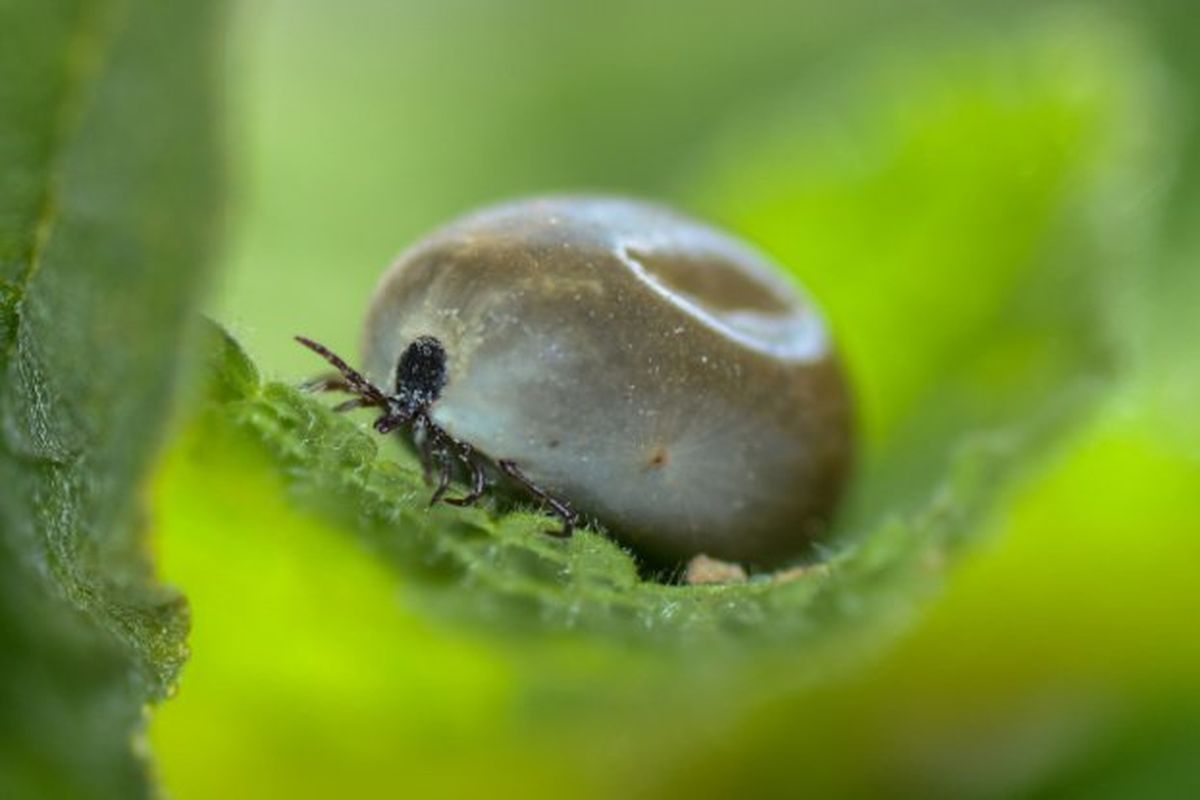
[{"x1": 362, "y1": 196, "x2": 853, "y2": 566}]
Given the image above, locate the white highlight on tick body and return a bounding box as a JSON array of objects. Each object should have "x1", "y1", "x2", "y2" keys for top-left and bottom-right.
[{"x1": 616, "y1": 242, "x2": 829, "y2": 363}]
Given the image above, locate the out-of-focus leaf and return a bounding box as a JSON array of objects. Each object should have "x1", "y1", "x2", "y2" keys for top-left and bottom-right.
[
  {"x1": 644, "y1": 408, "x2": 1200, "y2": 799},
  {"x1": 0, "y1": 2, "x2": 224, "y2": 798}
]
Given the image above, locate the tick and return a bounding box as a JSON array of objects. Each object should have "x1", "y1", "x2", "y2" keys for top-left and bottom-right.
[{"x1": 298, "y1": 196, "x2": 853, "y2": 567}]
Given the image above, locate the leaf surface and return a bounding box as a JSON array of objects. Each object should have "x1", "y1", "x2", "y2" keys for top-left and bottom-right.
[{"x1": 0, "y1": 2, "x2": 224, "y2": 797}]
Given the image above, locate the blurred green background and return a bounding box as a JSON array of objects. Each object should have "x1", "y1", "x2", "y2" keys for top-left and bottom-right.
[{"x1": 9, "y1": 0, "x2": 1199, "y2": 798}]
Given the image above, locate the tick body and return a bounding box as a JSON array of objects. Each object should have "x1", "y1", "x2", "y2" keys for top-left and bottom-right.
[{"x1": 301, "y1": 196, "x2": 852, "y2": 567}]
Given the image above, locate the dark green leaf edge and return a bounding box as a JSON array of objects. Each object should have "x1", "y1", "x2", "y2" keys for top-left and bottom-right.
[{"x1": 1, "y1": 2, "x2": 225, "y2": 797}]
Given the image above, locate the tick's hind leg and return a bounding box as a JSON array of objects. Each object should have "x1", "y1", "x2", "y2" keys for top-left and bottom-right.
[{"x1": 498, "y1": 459, "x2": 580, "y2": 538}]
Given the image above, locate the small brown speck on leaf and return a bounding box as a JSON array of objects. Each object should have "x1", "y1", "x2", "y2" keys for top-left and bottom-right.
[{"x1": 685, "y1": 554, "x2": 748, "y2": 585}]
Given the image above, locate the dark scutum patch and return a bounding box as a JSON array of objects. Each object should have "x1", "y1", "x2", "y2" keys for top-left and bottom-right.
[{"x1": 396, "y1": 335, "x2": 448, "y2": 407}]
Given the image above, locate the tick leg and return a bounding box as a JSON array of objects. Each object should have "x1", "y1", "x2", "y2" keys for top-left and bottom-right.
[
  {"x1": 374, "y1": 415, "x2": 404, "y2": 435},
  {"x1": 444, "y1": 454, "x2": 486, "y2": 507},
  {"x1": 300, "y1": 372, "x2": 354, "y2": 394},
  {"x1": 428, "y1": 456, "x2": 452, "y2": 507},
  {"x1": 498, "y1": 459, "x2": 579, "y2": 538},
  {"x1": 296, "y1": 336, "x2": 412, "y2": 436},
  {"x1": 295, "y1": 336, "x2": 388, "y2": 406},
  {"x1": 332, "y1": 397, "x2": 374, "y2": 413},
  {"x1": 414, "y1": 416, "x2": 437, "y2": 485}
]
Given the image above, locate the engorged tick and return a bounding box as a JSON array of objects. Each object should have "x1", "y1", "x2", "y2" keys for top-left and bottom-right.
[{"x1": 297, "y1": 195, "x2": 854, "y2": 568}]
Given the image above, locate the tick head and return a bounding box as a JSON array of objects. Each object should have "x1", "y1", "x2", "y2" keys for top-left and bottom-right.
[{"x1": 395, "y1": 335, "x2": 448, "y2": 411}]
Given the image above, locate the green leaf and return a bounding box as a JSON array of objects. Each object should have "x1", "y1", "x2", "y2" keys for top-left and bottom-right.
[
  {"x1": 150, "y1": 11, "x2": 1180, "y2": 799},
  {"x1": 175, "y1": 319, "x2": 1086, "y2": 658},
  {"x1": 0, "y1": 2, "x2": 224, "y2": 798}
]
